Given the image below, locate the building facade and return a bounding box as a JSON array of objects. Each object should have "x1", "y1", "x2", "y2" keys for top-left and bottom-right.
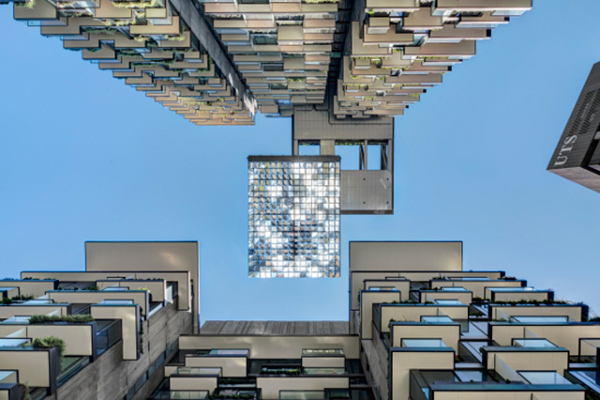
[
  {"x1": 2, "y1": 0, "x2": 533, "y2": 216},
  {"x1": 3, "y1": 241, "x2": 599, "y2": 399},
  {"x1": 0, "y1": 241, "x2": 198, "y2": 400},
  {"x1": 3, "y1": 0, "x2": 532, "y2": 125},
  {"x1": 548, "y1": 62, "x2": 600, "y2": 193}
]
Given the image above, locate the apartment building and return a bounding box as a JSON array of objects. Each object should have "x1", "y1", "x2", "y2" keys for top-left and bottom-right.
[
  {"x1": 2, "y1": 0, "x2": 531, "y2": 124},
  {"x1": 3, "y1": 241, "x2": 600, "y2": 399},
  {"x1": 0, "y1": 241, "x2": 198, "y2": 400},
  {"x1": 146, "y1": 241, "x2": 600, "y2": 400}
]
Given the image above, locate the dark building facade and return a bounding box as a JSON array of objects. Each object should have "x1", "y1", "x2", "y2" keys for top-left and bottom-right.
[{"x1": 548, "y1": 62, "x2": 600, "y2": 192}]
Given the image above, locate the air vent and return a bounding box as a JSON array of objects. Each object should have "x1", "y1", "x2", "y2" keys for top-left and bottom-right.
[{"x1": 569, "y1": 90, "x2": 595, "y2": 136}]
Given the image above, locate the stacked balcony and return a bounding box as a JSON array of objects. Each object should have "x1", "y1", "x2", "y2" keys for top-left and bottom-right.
[
  {"x1": 7, "y1": 0, "x2": 255, "y2": 125},
  {"x1": 204, "y1": 0, "x2": 340, "y2": 117},
  {"x1": 336, "y1": 0, "x2": 532, "y2": 118},
  {"x1": 151, "y1": 321, "x2": 373, "y2": 399},
  {"x1": 0, "y1": 268, "x2": 193, "y2": 399},
  {"x1": 352, "y1": 241, "x2": 599, "y2": 400}
]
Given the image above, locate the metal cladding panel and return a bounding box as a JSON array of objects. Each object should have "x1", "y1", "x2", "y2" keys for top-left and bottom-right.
[
  {"x1": 548, "y1": 62, "x2": 600, "y2": 191},
  {"x1": 341, "y1": 170, "x2": 393, "y2": 214},
  {"x1": 293, "y1": 108, "x2": 394, "y2": 141},
  {"x1": 85, "y1": 241, "x2": 200, "y2": 332},
  {"x1": 85, "y1": 242, "x2": 198, "y2": 272},
  {"x1": 349, "y1": 241, "x2": 463, "y2": 272},
  {"x1": 293, "y1": 108, "x2": 394, "y2": 214},
  {"x1": 549, "y1": 166, "x2": 600, "y2": 193}
]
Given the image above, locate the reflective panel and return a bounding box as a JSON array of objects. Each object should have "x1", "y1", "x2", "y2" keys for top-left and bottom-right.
[
  {"x1": 440, "y1": 287, "x2": 468, "y2": 292},
  {"x1": 208, "y1": 349, "x2": 249, "y2": 356},
  {"x1": 401, "y1": 339, "x2": 448, "y2": 348},
  {"x1": 510, "y1": 316, "x2": 568, "y2": 324},
  {"x1": 248, "y1": 157, "x2": 341, "y2": 278},
  {"x1": 513, "y1": 339, "x2": 557, "y2": 348},
  {"x1": 434, "y1": 299, "x2": 463, "y2": 305},
  {"x1": 421, "y1": 316, "x2": 454, "y2": 324},
  {"x1": 519, "y1": 371, "x2": 572, "y2": 385}
]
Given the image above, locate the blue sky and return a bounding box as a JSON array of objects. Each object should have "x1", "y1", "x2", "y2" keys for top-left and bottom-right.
[{"x1": 1, "y1": 1, "x2": 600, "y2": 322}]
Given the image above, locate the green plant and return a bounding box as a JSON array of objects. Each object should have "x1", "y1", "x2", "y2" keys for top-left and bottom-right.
[
  {"x1": 82, "y1": 27, "x2": 118, "y2": 35},
  {"x1": 14, "y1": 295, "x2": 34, "y2": 301},
  {"x1": 32, "y1": 336, "x2": 66, "y2": 371},
  {"x1": 83, "y1": 285, "x2": 98, "y2": 291},
  {"x1": 259, "y1": 368, "x2": 300, "y2": 375},
  {"x1": 113, "y1": 0, "x2": 159, "y2": 8},
  {"x1": 494, "y1": 299, "x2": 567, "y2": 306},
  {"x1": 164, "y1": 34, "x2": 186, "y2": 42},
  {"x1": 15, "y1": 0, "x2": 35, "y2": 8},
  {"x1": 1, "y1": 294, "x2": 35, "y2": 305},
  {"x1": 29, "y1": 314, "x2": 94, "y2": 324},
  {"x1": 586, "y1": 389, "x2": 600, "y2": 400},
  {"x1": 19, "y1": 383, "x2": 32, "y2": 400}
]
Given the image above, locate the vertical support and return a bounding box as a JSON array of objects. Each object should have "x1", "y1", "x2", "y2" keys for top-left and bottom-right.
[
  {"x1": 359, "y1": 143, "x2": 365, "y2": 170},
  {"x1": 381, "y1": 141, "x2": 389, "y2": 171},
  {"x1": 321, "y1": 140, "x2": 335, "y2": 156}
]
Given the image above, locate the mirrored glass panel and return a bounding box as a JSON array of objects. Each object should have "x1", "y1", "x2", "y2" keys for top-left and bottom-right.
[{"x1": 248, "y1": 156, "x2": 340, "y2": 278}]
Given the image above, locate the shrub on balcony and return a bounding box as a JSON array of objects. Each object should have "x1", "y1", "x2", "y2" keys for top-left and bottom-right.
[
  {"x1": 29, "y1": 314, "x2": 94, "y2": 324},
  {"x1": 32, "y1": 336, "x2": 66, "y2": 370}
]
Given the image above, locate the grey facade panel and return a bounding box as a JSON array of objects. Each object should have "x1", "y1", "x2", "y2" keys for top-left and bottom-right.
[{"x1": 548, "y1": 62, "x2": 600, "y2": 192}]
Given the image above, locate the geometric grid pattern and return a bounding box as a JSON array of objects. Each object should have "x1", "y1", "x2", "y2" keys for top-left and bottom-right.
[{"x1": 248, "y1": 156, "x2": 340, "y2": 278}]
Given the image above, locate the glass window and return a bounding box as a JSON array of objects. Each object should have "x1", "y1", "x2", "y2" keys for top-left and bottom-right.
[
  {"x1": 248, "y1": 158, "x2": 340, "y2": 278},
  {"x1": 511, "y1": 316, "x2": 568, "y2": 324},
  {"x1": 513, "y1": 339, "x2": 557, "y2": 348},
  {"x1": 519, "y1": 371, "x2": 572, "y2": 385},
  {"x1": 455, "y1": 370, "x2": 485, "y2": 382},
  {"x1": 401, "y1": 339, "x2": 447, "y2": 348},
  {"x1": 208, "y1": 349, "x2": 249, "y2": 356},
  {"x1": 421, "y1": 316, "x2": 454, "y2": 324},
  {"x1": 435, "y1": 299, "x2": 463, "y2": 305}
]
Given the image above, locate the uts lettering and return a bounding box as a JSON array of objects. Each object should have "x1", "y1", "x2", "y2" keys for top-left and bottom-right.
[{"x1": 554, "y1": 135, "x2": 577, "y2": 166}]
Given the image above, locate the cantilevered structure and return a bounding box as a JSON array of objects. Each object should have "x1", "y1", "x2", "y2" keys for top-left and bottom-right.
[
  {"x1": 548, "y1": 62, "x2": 600, "y2": 193},
  {"x1": 2, "y1": 0, "x2": 532, "y2": 215},
  {"x1": 148, "y1": 241, "x2": 600, "y2": 400},
  {"x1": 2, "y1": 241, "x2": 600, "y2": 399},
  {"x1": 0, "y1": 241, "x2": 198, "y2": 400},
  {"x1": 2, "y1": 0, "x2": 531, "y2": 124}
]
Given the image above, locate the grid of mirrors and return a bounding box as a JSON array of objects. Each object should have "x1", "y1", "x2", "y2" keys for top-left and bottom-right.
[{"x1": 248, "y1": 157, "x2": 340, "y2": 278}]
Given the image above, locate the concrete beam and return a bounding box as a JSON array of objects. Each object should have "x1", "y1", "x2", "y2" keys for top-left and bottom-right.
[{"x1": 168, "y1": 0, "x2": 257, "y2": 117}]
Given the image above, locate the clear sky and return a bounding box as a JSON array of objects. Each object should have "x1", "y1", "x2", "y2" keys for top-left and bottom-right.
[{"x1": 1, "y1": 1, "x2": 600, "y2": 323}]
